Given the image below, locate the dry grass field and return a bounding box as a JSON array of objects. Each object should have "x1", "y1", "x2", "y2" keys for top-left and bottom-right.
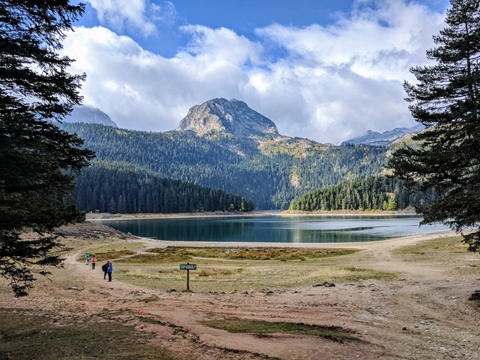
[{"x1": 1, "y1": 222, "x2": 479, "y2": 359}]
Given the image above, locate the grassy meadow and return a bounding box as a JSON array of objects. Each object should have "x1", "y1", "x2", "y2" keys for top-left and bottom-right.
[{"x1": 76, "y1": 240, "x2": 398, "y2": 292}]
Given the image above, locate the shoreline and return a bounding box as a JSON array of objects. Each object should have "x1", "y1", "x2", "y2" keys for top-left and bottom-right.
[
  {"x1": 86, "y1": 209, "x2": 418, "y2": 222},
  {"x1": 133, "y1": 230, "x2": 457, "y2": 250},
  {"x1": 86, "y1": 211, "x2": 453, "y2": 249}
]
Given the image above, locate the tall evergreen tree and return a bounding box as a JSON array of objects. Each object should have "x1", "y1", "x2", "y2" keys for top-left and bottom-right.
[
  {"x1": 0, "y1": 1, "x2": 94, "y2": 296},
  {"x1": 388, "y1": 0, "x2": 480, "y2": 252}
]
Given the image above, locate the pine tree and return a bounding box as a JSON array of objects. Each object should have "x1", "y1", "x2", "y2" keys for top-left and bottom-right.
[
  {"x1": 388, "y1": 0, "x2": 480, "y2": 252},
  {"x1": 0, "y1": 1, "x2": 94, "y2": 296}
]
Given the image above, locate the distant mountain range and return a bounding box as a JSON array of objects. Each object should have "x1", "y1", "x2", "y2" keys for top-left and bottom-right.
[
  {"x1": 62, "y1": 98, "x2": 388, "y2": 209},
  {"x1": 64, "y1": 105, "x2": 117, "y2": 127},
  {"x1": 64, "y1": 100, "x2": 422, "y2": 147},
  {"x1": 341, "y1": 124, "x2": 424, "y2": 146}
]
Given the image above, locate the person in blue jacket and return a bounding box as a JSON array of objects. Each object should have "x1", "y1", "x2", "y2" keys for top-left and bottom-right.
[
  {"x1": 107, "y1": 262, "x2": 113, "y2": 282},
  {"x1": 102, "y1": 261, "x2": 109, "y2": 280}
]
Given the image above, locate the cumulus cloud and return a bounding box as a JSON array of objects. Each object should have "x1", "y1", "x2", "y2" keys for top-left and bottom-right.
[
  {"x1": 64, "y1": 0, "x2": 446, "y2": 144},
  {"x1": 86, "y1": 0, "x2": 176, "y2": 36}
]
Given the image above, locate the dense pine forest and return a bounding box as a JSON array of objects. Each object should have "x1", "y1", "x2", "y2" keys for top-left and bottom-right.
[
  {"x1": 289, "y1": 175, "x2": 440, "y2": 211},
  {"x1": 61, "y1": 123, "x2": 389, "y2": 209},
  {"x1": 75, "y1": 163, "x2": 254, "y2": 213}
]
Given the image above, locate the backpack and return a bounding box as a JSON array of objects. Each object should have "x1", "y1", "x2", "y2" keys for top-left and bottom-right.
[{"x1": 101, "y1": 264, "x2": 108, "y2": 272}]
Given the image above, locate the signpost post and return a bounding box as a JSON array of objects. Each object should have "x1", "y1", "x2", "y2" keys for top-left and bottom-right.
[{"x1": 180, "y1": 263, "x2": 197, "y2": 291}]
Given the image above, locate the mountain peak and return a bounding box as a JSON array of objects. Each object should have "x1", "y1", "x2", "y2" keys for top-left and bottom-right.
[
  {"x1": 64, "y1": 106, "x2": 117, "y2": 127},
  {"x1": 176, "y1": 98, "x2": 279, "y2": 138}
]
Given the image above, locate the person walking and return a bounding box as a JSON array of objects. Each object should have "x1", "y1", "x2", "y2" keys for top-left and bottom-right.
[
  {"x1": 107, "y1": 262, "x2": 113, "y2": 282},
  {"x1": 102, "y1": 261, "x2": 109, "y2": 280},
  {"x1": 84, "y1": 253, "x2": 90, "y2": 265},
  {"x1": 91, "y1": 255, "x2": 97, "y2": 270}
]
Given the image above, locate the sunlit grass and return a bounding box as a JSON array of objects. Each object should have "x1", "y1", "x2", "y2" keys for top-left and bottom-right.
[
  {"x1": 146, "y1": 246, "x2": 358, "y2": 261},
  {"x1": 114, "y1": 261, "x2": 396, "y2": 292},
  {"x1": 0, "y1": 308, "x2": 179, "y2": 360},
  {"x1": 77, "y1": 249, "x2": 136, "y2": 262},
  {"x1": 118, "y1": 252, "x2": 190, "y2": 264},
  {"x1": 392, "y1": 236, "x2": 469, "y2": 261}
]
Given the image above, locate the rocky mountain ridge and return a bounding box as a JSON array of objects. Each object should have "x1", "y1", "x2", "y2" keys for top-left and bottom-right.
[
  {"x1": 341, "y1": 124, "x2": 424, "y2": 146},
  {"x1": 176, "y1": 98, "x2": 279, "y2": 139}
]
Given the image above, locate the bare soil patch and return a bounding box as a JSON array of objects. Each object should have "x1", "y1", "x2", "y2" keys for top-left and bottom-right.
[{"x1": 1, "y1": 223, "x2": 479, "y2": 360}]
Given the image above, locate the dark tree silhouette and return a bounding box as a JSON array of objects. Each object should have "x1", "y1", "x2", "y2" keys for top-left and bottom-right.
[
  {"x1": 0, "y1": 1, "x2": 94, "y2": 296},
  {"x1": 388, "y1": 0, "x2": 480, "y2": 253}
]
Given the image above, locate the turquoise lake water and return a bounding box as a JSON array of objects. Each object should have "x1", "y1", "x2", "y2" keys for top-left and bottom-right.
[{"x1": 98, "y1": 215, "x2": 451, "y2": 243}]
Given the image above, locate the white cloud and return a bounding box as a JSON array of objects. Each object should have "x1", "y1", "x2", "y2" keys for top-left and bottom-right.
[
  {"x1": 86, "y1": 0, "x2": 176, "y2": 36},
  {"x1": 64, "y1": 0, "x2": 446, "y2": 144}
]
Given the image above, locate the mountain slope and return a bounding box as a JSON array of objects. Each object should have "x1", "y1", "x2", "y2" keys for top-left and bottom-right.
[
  {"x1": 75, "y1": 162, "x2": 253, "y2": 213},
  {"x1": 61, "y1": 122, "x2": 388, "y2": 209},
  {"x1": 289, "y1": 175, "x2": 440, "y2": 211},
  {"x1": 64, "y1": 106, "x2": 117, "y2": 127},
  {"x1": 60, "y1": 98, "x2": 392, "y2": 210}
]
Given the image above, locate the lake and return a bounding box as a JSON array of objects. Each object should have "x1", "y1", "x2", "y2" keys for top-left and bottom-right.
[{"x1": 98, "y1": 215, "x2": 451, "y2": 243}]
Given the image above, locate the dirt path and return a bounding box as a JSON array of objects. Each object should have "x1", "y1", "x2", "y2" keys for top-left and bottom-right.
[{"x1": 2, "y1": 229, "x2": 479, "y2": 359}]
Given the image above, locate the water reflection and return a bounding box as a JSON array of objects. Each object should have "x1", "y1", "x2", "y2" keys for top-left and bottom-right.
[{"x1": 99, "y1": 216, "x2": 450, "y2": 243}]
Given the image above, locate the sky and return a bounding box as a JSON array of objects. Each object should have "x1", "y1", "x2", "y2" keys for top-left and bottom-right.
[{"x1": 64, "y1": 0, "x2": 451, "y2": 144}]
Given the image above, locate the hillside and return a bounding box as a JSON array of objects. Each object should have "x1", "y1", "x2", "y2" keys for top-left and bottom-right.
[
  {"x1": 75, "y1": 163, "x2": 253, "y2": 213},
  {"x1": 63, "y1": 99, "x2": 389, "y2": 209},
  {"x1": 289, "y1": 175, "x2": 440, "y2": 211}
]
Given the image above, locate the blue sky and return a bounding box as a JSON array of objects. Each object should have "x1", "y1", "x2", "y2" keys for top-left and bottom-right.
[{"x1": 65, "y1": 0, "x2": 451, "y2": 144}]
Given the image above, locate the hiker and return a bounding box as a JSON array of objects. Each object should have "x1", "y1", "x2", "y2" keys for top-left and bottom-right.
[
  {"x1": 102, "y1": 261, "x2": 109, "y2": 279},
  {"x1": 107, "y1": 262, "x2": 113, "y2": 282},
  {"x1": 84, "y1": 253, "x2": 90, "y2": 265},
  {"x1": 91, "y1": 255, "x2": 97, "y2": 270}
]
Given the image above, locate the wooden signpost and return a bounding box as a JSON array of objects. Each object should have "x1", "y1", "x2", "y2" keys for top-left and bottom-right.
[{"x1": 180, "y1": 263, "x2": 197, "y2": 291}]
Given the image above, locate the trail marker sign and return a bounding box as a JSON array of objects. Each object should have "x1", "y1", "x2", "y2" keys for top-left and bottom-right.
[
  {"x1": 180, "y1": 264, "x2": 197, "y2": 270},
  {"x1": 180, "y1": 263, "x2": 197, "y2": 291}
]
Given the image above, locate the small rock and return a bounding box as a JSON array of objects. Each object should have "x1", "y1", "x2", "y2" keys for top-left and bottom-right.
[
  {"x1": 313, "y1": 281, "x2": 335, "y2": 287},
  {"x1": 469, "y1": 264, "x2": 477, "y2": 267},
  {"x1": 469, "y1": 290, "x2": 480, "y2": 301},
  {"x1": 66, "y1": 286, "x2": 81, "y2": 291},
  {"x1": 240, "y1": 290, "x2": 248, "y2": 295},
  {"x1": 402, "y1": 327, "x2": 407, "y2": 331},
  {"x1": 166, "y1": 288, "x2": 176, "y2": 293}
]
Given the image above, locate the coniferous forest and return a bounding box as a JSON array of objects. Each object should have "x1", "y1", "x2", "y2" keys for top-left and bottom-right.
[
  {"x1": 62, "y1": 123, "x2": 389, "y2": 209},
  {"x1": 289, "y1": 175, "x2": 441, "y2": 211},
  {"x1": 75, "y1": 163, "x2": 254, "y2": 214}
]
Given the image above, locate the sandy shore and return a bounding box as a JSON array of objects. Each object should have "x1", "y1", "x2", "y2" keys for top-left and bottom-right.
[
  {"x1": 86, "y1": 209, "x2": 419, "y2": 222},
  {"x1": 1, "y1": 223, "x2": 478, "y2": 359},
  {"x1": 148, "y1": 230, "x2": 456, "y2": 249}
]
